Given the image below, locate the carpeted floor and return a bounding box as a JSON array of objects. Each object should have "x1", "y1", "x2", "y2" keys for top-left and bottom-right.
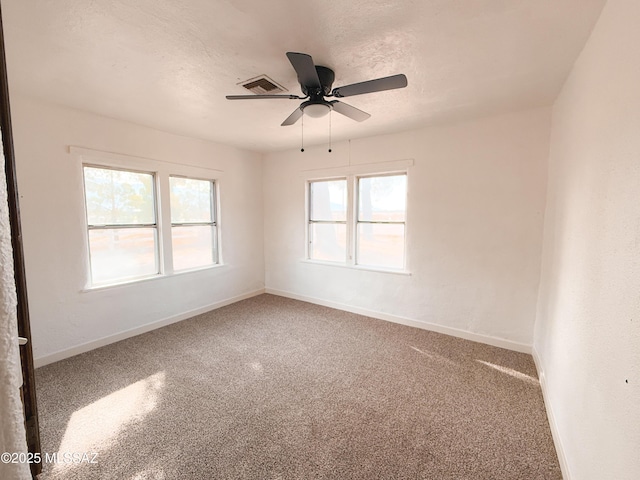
[{"x1": 35, "y1": 294, "x2": 561, "y2": 479}]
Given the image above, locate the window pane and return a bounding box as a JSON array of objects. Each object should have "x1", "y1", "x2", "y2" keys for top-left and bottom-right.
[
  {"x1": 84, "y1": 167, "x2": 155, "y2": 225},
  {"x1": 357, "y1": 223, "x2": 405, "y2": 269},
  {"x1": 170, "y1": 177, "x2": 213, "y2": 223},
  {"x1": 310, "y1": 223, "x2": 346, "y2": 262},
  {"x1": 172, "y1": 225, "x2": 215, "y2": 270},
  {"x1": 310, "y1": 180, "x2": 347, "y2": 222},
  {"x1": 88, "y1": 228, "x2": 158, "y2": 284},
  {"x1": 358, "y1": 175, "x2": 407, "y2": 222}
]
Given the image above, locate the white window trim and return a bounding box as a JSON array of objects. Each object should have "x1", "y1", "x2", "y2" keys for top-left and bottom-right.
[
  {"x1": 79, "y1": 263, "x2": 226, "y2": 293},
  {"x1": 304, "y1": 160, "x2": 412, "y2": 274},
  {"x1": 82, "y1": 163, "x2": 162, "y2": 286},
  {"x1": 300, "y1": 259, "x2": 412, "y2": 276},
  {"x1": 169, "y1": 174, "x2": 219, "y2": 272},
  {"x1": 71, "y1": 146, "x2": 225, "y2": 290},
  {"x1": 354, "y1": 171, "x2": 408, "y2": 270}
]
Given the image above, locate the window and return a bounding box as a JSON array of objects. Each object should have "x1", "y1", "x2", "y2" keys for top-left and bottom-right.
[
  {"x1": 307, "y1": 172, "x2": 408, "y2": 271},
  {"x1": 308, "y1": 179, "x2": 347, "y2": 262},
  {"x1": 170, "y1": 176, "x2": 217, "y2": 270},
  {"x1": 79, "y1": 152, "x2": 222, "y2": 288},
  {"x1": 356, "y1": 174, "x2": 407, "y2": 269},
  {"x1": 83, "y1": 166, "x2": 159, "y2": 285}
]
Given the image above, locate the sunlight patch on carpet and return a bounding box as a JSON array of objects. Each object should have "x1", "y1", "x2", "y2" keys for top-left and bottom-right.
[
  {"x1": 410, "y1": 346, "x2": 459, "y2": 367},
  {"x1": 53, "y1": 372, "x2": 166, "y2": 474},
  {"x1": 131, "y1": 466, "x2": 166, "y2": 479},
  {"x1": 249, "y1": 361, "x2": 263, "y2": 372},
  {"x1": 475, "y1": 360, "x2": 539, "y2": 385}
]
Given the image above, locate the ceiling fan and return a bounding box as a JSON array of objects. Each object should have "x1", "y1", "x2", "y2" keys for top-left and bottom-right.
[{"x1": 226, "y1": 52, "x2": 408, "y2": 126}]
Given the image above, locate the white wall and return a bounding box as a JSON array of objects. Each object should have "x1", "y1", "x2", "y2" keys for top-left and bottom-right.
[
  {"x1": 534, "y1": 1, "x2": 640, "y2": 478},
  {"x1": 10, "y1": 95, "x2": 265, "y2": 365},
  {"x1": 264, "y1": 108, "x2": 550, "y2": 349}
]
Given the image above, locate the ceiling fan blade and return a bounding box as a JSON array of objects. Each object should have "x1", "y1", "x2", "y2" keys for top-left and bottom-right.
[
  {"x1": 281, "y1": 107, "x2": 303, "y2": 126},
  {"x1": 226, "y1": 94, "x2": 302, "y2": 100},
  {"x1": 332, "y1": 74, "x2": 408, "y2": 98},
  {"x1": 286, "y1": 52, "x2": 321, "y2": 89},
  {"x1": 330, "y1": 101, "x2": 371, "y2": 122}
]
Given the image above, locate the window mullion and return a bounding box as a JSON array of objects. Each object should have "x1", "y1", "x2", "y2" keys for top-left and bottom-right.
[
  {"x1": 211, "y1": 181, "x2": 219, "y2": 264},
  {"x1": 306, "y1": 181, "x2": 311, "y2": 260},
  {"x1": 348, "y1": 175, "x2": 356, "y2": 265},
  {"x1": 157, "y1": 171, "x2": 173, "y2": 275}
]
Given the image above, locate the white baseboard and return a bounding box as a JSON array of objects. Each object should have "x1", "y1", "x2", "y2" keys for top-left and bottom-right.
[
  {"x1": 532, "y1": 347, "x2": 571, "y2": 480},
  {"x1": 265, "y1": 288, "x2": 532, "y2": 354},
  {"x1": 34, "y1": 288, "x2": 265, "y2": 368}
]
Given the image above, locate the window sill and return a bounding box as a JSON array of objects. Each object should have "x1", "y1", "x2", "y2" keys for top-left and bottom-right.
[
  {"x1": 300, "y1": 259, "x2": 411, "y2": 276},
  {"x1": 171, "y1": 263, "x2": 225, "y2": 277},
  {"x1": 81, "y1": 263, "x2": 226, "y2": 292}
]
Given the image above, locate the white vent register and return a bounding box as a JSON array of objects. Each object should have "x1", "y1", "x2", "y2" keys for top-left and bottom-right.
[{"x1": 239, "y1": 75, "x2": 287, "y2": 95}]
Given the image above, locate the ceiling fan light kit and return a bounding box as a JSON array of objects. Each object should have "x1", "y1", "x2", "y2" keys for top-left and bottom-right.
[
  {"x1": 301, "y1": 101, "x2": 331, "y2": 118},
  {"x1": 226, "y1": 51, "x2": 408, "y2": 128}
]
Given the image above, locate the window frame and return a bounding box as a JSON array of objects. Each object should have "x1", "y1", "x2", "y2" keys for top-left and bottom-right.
[
  {"x1": 307, "y1": 177, "x2": 349, "y2": 264},
  {"x1": 169, "y1": 175, "x2": 218, "y2": 271},
  {"x1": 82, "y1": 163, "x2": 162, "y2": 286},
  {"x1": 305, "y1": 168, "x2": 409, "y2": 274},
  {"x1": 354, "y1": 172, "x2": 408, "y2": 270},
  {"x1": 74, "y1": 147, "x2": 224, "y2": 290}
]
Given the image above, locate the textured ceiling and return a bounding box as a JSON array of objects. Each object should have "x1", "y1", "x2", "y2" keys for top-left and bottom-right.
[{"x1": 2, "y1": 0, "x2": 606, "y2": 153}]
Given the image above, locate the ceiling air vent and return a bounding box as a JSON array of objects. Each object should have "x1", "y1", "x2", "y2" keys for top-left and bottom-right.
[{"x1": 239, "y1": 75, "x2": 287, "y2": 95}]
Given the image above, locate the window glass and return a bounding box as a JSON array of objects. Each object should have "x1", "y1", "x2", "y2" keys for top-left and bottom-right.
[
  {"x1": 84, "y1": 167, "x2": 155, "y2": 225},
  {"x1": 309, "y1": 223, "x2": 347, "y2": 262},
  {"x1": 356, "y1": 223, "x2": 405, "y2": 269},
  {"x1": 169, "y1": 177, "x2": 213, "y2": 223},
  {"x1": 88, "y1": 228, "x2": 158, "y2": 284},
  {"x1": 171, "y1": 226, "x2": 215, "y2": 271},
  {"x1": 83, "y1": 166, "x2": 159, "y2": 285},
  {"x1": 358, "y1": 175, "x2": 407, "y2": 222},
  {"x1": 170, "y1": 177, "x2": 216, "y2": 270},
  {"x1": 310, "y1": 179, "x2": 347, "y2": 222}
]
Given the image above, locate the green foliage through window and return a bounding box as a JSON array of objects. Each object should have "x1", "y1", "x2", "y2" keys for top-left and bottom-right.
[
  {"x1": 83, "y1": 166, "x2": 155, "y2": 225},
  {"x1": 169, "y1": 177, "x2": 213, "y2": 223}
]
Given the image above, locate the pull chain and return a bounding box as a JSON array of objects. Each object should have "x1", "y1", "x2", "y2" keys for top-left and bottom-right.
[
  {"x1": 300, "y1": 113, "x2": 305, "y2": 152},
  {"x1": 328, "y1": 110, "x2": 332, "y2": 153}
]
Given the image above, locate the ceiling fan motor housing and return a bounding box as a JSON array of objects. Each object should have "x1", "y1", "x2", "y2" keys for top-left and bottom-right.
[{"x1": 301, "y1": 66, "x2": 335, "y2": 97}]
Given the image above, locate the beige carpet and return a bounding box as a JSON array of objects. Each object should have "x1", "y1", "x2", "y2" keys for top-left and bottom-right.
[{"x1": 35, "y1": 294, "x2": 561, "y2": 479}]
